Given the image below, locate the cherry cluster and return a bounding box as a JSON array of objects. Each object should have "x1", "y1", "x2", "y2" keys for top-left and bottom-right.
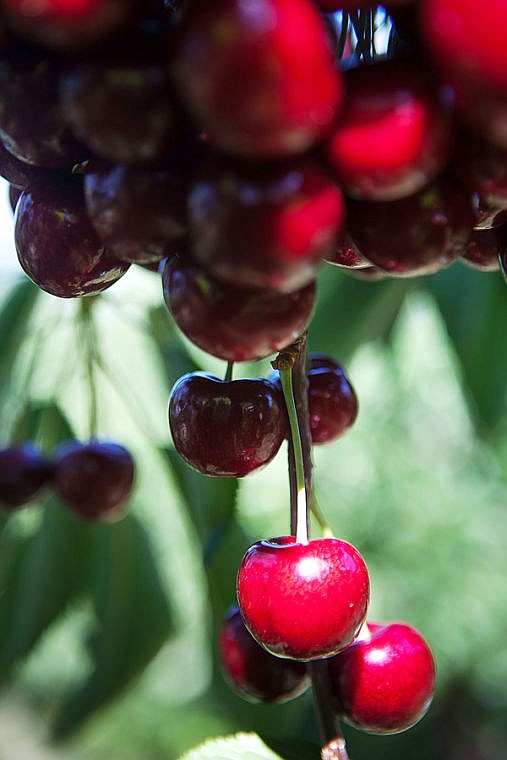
[
  {"x1": 0, "y1": 439, "x2": 134, "y2": 521},
  {"x1": 0, "y1": 0, "x2": 506, "y2": 753}
]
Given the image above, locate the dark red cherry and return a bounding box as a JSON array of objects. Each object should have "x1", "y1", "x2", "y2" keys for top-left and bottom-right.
[
  {"x1": 0, "y1": 0, "x2": 141, "y2": 49},
  {"x1": 8, "y1": 183, "x2": 22, "y2": 214},
  {"x1": 328, "y1": 621, "x2": 436, "y2": 735},
  {"x1": 344, "y1": 175, "x2": 474, "y2": 277},
  {"x1": 53, "y1": 440, "x2": 134, "y2": 522},
  {"x1": 237, "y1": 536, "x2": 369, "y2": 661},
  {"x1": 307, "y1": 361, "x2": 358, "y2": 445},
  {"x1": 326, "y1": 59, "x2": 451, "y2": 201},
  {"x1": 452, "y1": 129, "x2": 507, "y2": 214},
  {"x1": 171, "y1": 0, "x2": 343, "y2": 158},
  {"x1": 0, "y1": 442, "x2": 51, "y2": 509},
  {"x1": 461, "y1": 226, "x2": 501, "y2": 271},
  {"x1": 326, "y1": 229, "x2": 370, "y2": 269},
  {"x1": 188, "y1": 158, "x2": 344, "y2": 293},
  {"x1": 220, "y1": 605, "x2": 310, "y2": 703},
  {"x1": 0, "y1": 52, "x2": 86, "y2": 168},
  {"x1": 169, "y1": 373, "x2": 286, "y2": 478},
  {"x1": 15, "y1": 176, "x2": 130, "y2": 298},
  {"x1": 162, "y1": 256, "x2": 316, "y2": 362},
  {"x1": 84, "y1": 162, "x2": 187, "y2": 265}
]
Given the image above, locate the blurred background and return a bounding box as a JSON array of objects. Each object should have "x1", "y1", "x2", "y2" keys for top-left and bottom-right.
[{"x1": 1, "y1": 174, "x2": 507, "y2": 760}]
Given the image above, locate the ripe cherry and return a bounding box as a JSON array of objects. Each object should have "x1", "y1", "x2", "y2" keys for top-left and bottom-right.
[
  {"x1": 171, "y1": 0, "x2": 343, "y2": 158},
  {"x1": 307, "y1": 355, "x2": 358, "y2": 444},
  {"x1": 188, "y1": 157, "x2": 344, "y2": 293},
  {"x1": 461, "y1": 227, "x2": 501, "y2": 272},
  {"x1": 220, "y1": 605, "x2": 310, "y2": 703},
  {"x1": 326, "y1": 230, "x2": 370, "y2": 270},
  {"x1": 0, "y1": 443, "x2": 51, "y2": 510},
  {"x1": 237, "y1": 536, "x2": 369, "y2": 661},
  {"x1": 328, "y1": 621, "x2": 436, "y2": 735},
  {"x1": 169, "y1": 373, "x2": 286, "y2": 478},
  {"x1": 162, "y1": 255, "x2": 316, "y2": 362},
  {"x1": 53, "y1": 440, "x2": 135, "y2": 522},
  {"x1": 326, "y1": 60, "x2": 451, "y2": 201},
  {"x1": 15, "y1": 175, "x2": 130, "y2": 298}
]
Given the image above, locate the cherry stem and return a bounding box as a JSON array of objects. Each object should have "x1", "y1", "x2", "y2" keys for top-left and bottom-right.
[
  {"x1": 280, "y1": 366, "x2": 308, "y2": 545},
  {"x1": 79, "y1": 297, "x2": 99, "y2": 440},
  {"x1": 310, "y1": 493, "x2": 334, "y2": 538},
  {"x1": 224, "y1": 361, "x2": 234, "y2": 382}
]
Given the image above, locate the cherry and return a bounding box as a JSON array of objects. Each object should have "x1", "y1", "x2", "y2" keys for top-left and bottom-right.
[
  {"x1": 171, "y1": 0, "x2": 343, "y2": 158},
  {"x1": 220, "y1": 605, "x2": 310, "y2": 703},
  {"x1": 8, "y1": 183, "x2": 22, "y2": 214},
  {"x1": 328, "y1": 621, "x2": 436, "y2": 735},
  {"x1": 237, "y1": 536, "x2": 369, "y2": 661},
  {"x1": 53, "y1": 440, "x2": 135, "y2": 522},
  {"x1": 15, "y1": 175, "x2": 130, "y2": 298},
  {"x1": 307, "y1": 356, "x2": 358, "y2": 445},
  {"x1": 169, "y1": 372, "x2": 286, "y2": 478},
  {"x1": 188, "y1": 157, "x2": 344, "y2": 293},
  {"x1": 326, "y1": 59, "x2": 451, "y2": 201},
  {"x1": 452, "y1": 129, "x2": 507, "y2": 215},
  {"x1": 461, "y1": 227, "x2": 501, "y2": 272},
  {"x1": 326, "y1": 230, "x2": 370, "y2": 270},
  {"x1": 0, "y1": 442, "x2": 52, "y2": 510},
  {"x1": 344, "y1": 174, "x2": 474, "y2": 277},
  {"x1": 162, "y1": 255, "x2": 316, "y2": 362},
  {"x1": 84, "y1": 162, "x2": 187, "y2": 265}
]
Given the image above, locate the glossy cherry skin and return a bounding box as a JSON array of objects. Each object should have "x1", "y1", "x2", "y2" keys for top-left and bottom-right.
[
  {"x1": 237, "y1": 536, "x2": 369, "y2": 661},
  {"x1": 162, "y1": 256, "x2": 316, "y2": 362},
  {"x1": 220, "y1": 605, "x2": 310, "y2": 703},
  {"x1": 328, "y1": 621, "x2": 436, "y2": 735},
  {"x1": 307, "y1": 362, "x2": 358, "y2": 445},
  {"x1": 169, "y1": 373, "x2": 286, "y2": 478},
  {"x1": 85, "y1": 163, "x2": 187, "y2": 265},
  {"x1": 344, "y1": 175, "x2": 474, "y2": 277},
  {"x1": 15, "y1": 176, "x2": 130, "y2": 298},
  {"x1": 188, "y1": 158, "x2": 344, "y2": 293},
  {"x1": 0, "y1": 443, "x2": 51, "y2": 509},
  {"x1": 53, "y1": 440, "x2": 135, "y2": 522},
  {"x1": 0, "y1": 0, "x2": 141, "y2": 49},
  {"x1": 171, "y1": 0, "x2": 343, "y2": 158},
  {"x1": 326, "y1": 60, "x2": 451, "y2": 201},
  {"x1": 461, "y1": 227, "x2": 501, "y2": 272},
  {"x1": 326, "y1": 229, "x2": 370, "y2": 270}
]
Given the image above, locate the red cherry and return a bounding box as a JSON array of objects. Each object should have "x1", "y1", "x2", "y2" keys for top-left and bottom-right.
[
  {"x1": 220, "y1": 605, "x2": 310, "y2": 703},
  {"x1": 171, "y1": 0, "x2": 343, "y2": 158},
  {"x1": 0, "y1": 443, "x2": 51, "y2": 509},
  {"x1": 326, "y1": 229, "x2": 370, "y2": 269},
  {"x1": 328, "y1": 621, "x2": 436, "y2": 734},
  {"x1": 461, "y1": 227, "x2": 501, "y2": 272},
  {"x1": 162, "y1": 256, "x2": 316, "y2": 362},
  {"x1": 326, "y1": 60, "x2": 451, "y2": 201},
  {"x1": 169, "y1": 373, "x2": 286, "y2": 478},
  {"x1": 53, "y1": 440, "x2": 135, "y2": 522},
  {"x1": 344, "y1": 174, "x2": 474, "y2": 277},
  {"x1": 188, "y1": 157, "x2": 344, "y2": 293},
  {"x1": 237, "y1": 536, "x2": 369, "y2": 661},
  {"x1": 452, "y1": 129, "x2": 507, "y2": 213},
  {"x1": 307, "y1": 361, "x2": 358, "y2": 445}
]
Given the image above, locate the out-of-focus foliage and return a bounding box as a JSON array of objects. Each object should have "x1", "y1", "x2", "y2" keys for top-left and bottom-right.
[{"x1": 1, "y1": 244, "x2": 507, "y2": 759}]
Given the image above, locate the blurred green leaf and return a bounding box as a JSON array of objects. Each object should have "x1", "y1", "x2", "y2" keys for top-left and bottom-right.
[
  {"x1": 53, "y1": 514, "x2": 173, "y2": 738},
  {"x1": 428, "y1": 265, "x2": 507, "y2": 432},
  {"x1": 263, "y1": 736, "x2": 321, "y2": 760},
  {"x1": 148, "y1": 304, "x2": 200, "y2": 387},
  {"x1": 178, "y1": 732, "x2": 286, "y2": 760},
  {"x1": 0, "y1": 278, "x2": 39, "y2": 399}
]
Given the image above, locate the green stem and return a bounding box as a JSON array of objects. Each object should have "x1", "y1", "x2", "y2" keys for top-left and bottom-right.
[
  {"x1": 224, "y1": 361, "x2": 234, "y2": 382},
  {"x1": 280, "y1": 368, "x2": 308, "y2": 544},
  {"x1": 310, "y1": 493, "x2": 334, "y2": 538},
  {"x1": 79, "y1": 297, "x2": 99, "y2": 440}
]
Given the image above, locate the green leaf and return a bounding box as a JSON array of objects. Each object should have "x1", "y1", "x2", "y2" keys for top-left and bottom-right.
[
  {"x1": 53, "y1": 514, "x2": 173, "y2": 737},
  {"x1": 177, "y1": 732, "x2": 286, "y2": 760},
  {"x1": 148, "y1": 304, "x2": 201, "y2": 387},
  {"x1": 0, "y1": 496, "x2": 92, "y2": 681},
  {"x1": 428, "y1": 265, "x2": 507, "y2": 432},
  {"x1": 309, "y1": 268, "x2": 412, "y2": 360},
  {"x1": 0, "y1": 278, "x2": 39, "y2": 400}
]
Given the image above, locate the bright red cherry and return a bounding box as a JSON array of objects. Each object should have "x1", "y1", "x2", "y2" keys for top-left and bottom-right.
[
  {"x1": 53, "y1": 440, "x2": 135, "y2": 522},
  {"x1": 307, "y1": 357, "x2": 358, "y2": 445},
  {"x1": 344, "y1": 175, "x2": 474, "y2": 277},
  {"x1": 169, "y1": 373, "x2": 286, "y2": 478},
  {"x1": 237, "y1": 536, "x2": 369, "y2": 661},
  {"x1": 171, "y1": 0, "x2": 343, "y2": 158},
  {"x1": 0, "y1": 443, "x2": 51, "y2": 510},
  {"x1": 220, "y1": 605, "x2": 310, "y2": 703},
  {"x1": 328, "y1": 621, "x2": 436, "y2": 735},
  {"x1": 326, "y1": 60, "x2": 451, "y2": 201},
  {"x1": 15, "y1": 176, "x2": 130, "y2": 298},
  {"x1": 162, "y1": 256, "x2": 316, "y2": 362},
  {"x1": 188, "y1": 157, "x2": 344, "y2": 293}
]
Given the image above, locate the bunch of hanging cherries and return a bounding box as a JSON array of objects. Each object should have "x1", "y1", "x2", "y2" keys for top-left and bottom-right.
[{"x1": 1, "y1": 0, "x2": 506, "y2": 753}]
